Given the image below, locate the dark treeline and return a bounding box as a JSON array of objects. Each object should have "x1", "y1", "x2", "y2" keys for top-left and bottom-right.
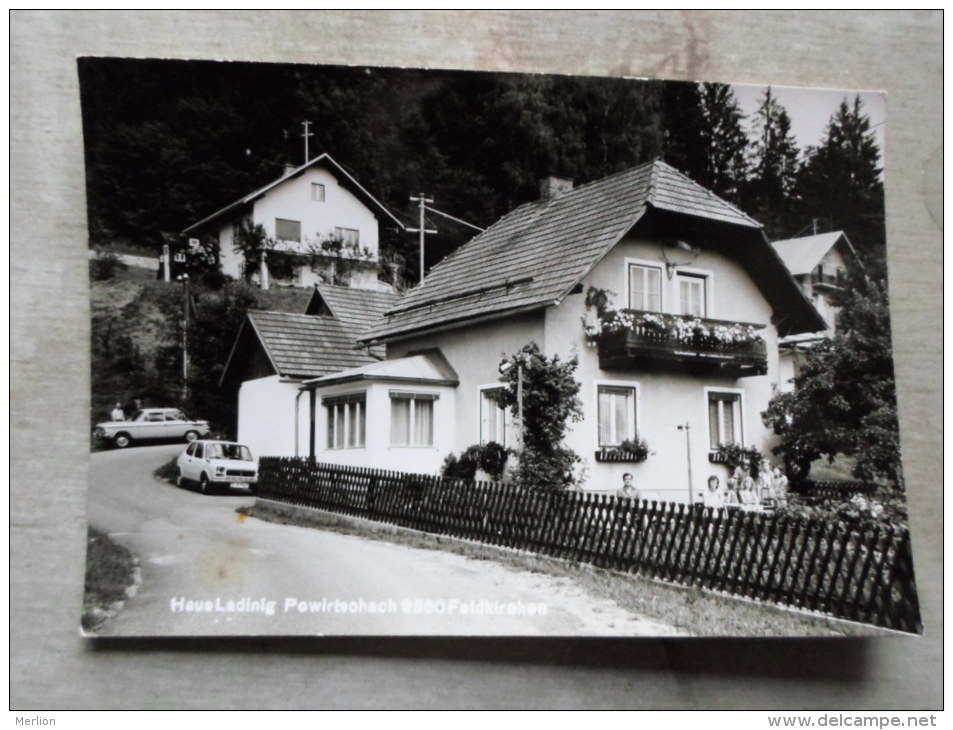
[{"x1": 79, "y1": 59, "x2": 886, "y2": 277}]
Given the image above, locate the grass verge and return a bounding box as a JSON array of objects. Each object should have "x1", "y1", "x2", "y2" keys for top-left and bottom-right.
[
  {"x1": 154, "y1": 456, "x2": 178, "y2": 484},
  {"x1": 81, "y1": 527, "x2": 139, "y2": 633},
  {"x1": 242, "y1": 501, "x2": 890, "y2": 638}
]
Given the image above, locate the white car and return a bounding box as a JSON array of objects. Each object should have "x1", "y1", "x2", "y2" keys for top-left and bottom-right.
[
  {"x1": 175, "y1": 440, "x2": 258, "y2": 495},
  {"x1": 94, "y1": 408, "x2": 210, "y2": 449}
]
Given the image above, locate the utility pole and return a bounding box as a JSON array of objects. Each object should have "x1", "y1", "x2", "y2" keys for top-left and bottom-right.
[
  {"x1": 301, "y1": 120, "x2": 314, "y2": 163},
  {"x1": 407, "y1": 193, "x2": 437, "y2": 284},
  {"x1": 678, "y1": 422, "x2": 694, "y2": 502},
  {"x1": 179, "y1": 274, "x2": 190, "y2": 401}
]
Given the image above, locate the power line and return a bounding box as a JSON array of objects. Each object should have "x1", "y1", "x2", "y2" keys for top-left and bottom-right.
[{"x1": 423, "y1": 205, "x2": 485, "y2": 233}]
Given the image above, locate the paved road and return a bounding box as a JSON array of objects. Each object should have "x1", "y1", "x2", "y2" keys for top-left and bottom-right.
[{"x1": 87, "y1": 445, "x2": 681, "y2": 637}]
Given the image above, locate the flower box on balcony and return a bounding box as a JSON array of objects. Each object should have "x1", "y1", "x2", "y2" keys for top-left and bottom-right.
[
  {"x1": 594, "y1": 448, "x2": 648, "y2": 463},
  {"x1": 590, "y1": 310, "x2": 768, "y2": 377}
]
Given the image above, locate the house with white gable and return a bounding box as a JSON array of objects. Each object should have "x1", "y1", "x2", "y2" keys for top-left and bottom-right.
[
  {"x1": 183, "y1": 153, "x2": 405, "y2": 290},
  {"x1": 220, "y1": 284, "x2": 400, "y2": 458},
  {"x1": 293, "y1": 160, "x2": 824, "y2": 502},
  {"x1": 771, "y1": 230, "x2": 859, "y2": 390}
]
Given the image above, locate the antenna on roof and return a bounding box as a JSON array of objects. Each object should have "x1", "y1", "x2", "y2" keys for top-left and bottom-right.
[{"x1": 301, "y1": 120, "x2": 314, "y2": 163}]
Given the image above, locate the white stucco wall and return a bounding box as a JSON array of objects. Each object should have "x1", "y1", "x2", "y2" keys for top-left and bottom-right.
[
  {"x1": 215, "y1": 166, "x2": 383, "y2": 287},
  {"x1": 237, "y1": 375, "x2": 310, "y2": 458},
  {"x1": 543, "y1": 235, "x2": 781, "y2": 501},
  {"x1": 253, "y1": 167, "x2": 380, "y2": 256},
  {"x1": 387, "y1": 312, "x2": 547, "y2": 456},
  {"x1": 308, "y1": 380, "x2": 457, "y2": 475}
]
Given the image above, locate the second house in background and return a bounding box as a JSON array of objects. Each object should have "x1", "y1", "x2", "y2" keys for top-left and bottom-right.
[{"x1": 183, "y1": 153, "x2": 406, "y2": 291}]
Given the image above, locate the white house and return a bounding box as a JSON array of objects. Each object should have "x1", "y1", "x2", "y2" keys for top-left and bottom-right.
[
  {"x1": 220, "y1": 284, "x2": 400, "y2": 458},
  {"x1": 771, "y1": 231, "x2": 858, "y2": 390},
  {"x1": 183, "y1": 153, "x2": 405, "y2": 290},
  {"x1": 296, "y1": 160, "x2": 825, "y2": 502}
]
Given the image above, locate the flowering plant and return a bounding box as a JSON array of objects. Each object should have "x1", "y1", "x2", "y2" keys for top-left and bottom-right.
[{"x1": 582, "y1": 287, "x2": 763, "y2": 348}]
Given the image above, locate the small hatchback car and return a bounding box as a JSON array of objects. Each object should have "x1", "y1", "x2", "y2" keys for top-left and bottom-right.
[{"x1": 176, "y1": 440, "x2": 258, "y2": 495}]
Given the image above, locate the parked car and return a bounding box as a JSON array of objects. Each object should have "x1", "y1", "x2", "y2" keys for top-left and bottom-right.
[
  {"x1": 175, "y1": 440, "x2": 259, "y2": 495},
  {"x1": 93, "y1": 408, "x2": 210, "y2": 449}
]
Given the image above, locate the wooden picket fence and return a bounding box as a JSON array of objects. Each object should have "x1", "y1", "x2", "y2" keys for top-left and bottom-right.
[{"x1": 257, "y1": 457, "x2": 921, "y2": 633}]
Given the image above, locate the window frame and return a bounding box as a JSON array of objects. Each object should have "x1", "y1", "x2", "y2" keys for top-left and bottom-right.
[
  {"x1": 311, "y1": 182, "x2": 326, "y2": 202},
  {"x1": 478, "y1": 385, "x2": 508, "y2": 447},
  {"x1": 594, "y1": 379, "x2": 641, "y2": 449},
  {"x1": 334, "y1": 226, "x2": 360, "y2": 247},
  {"x1": 674, "y1": 265, "x2": 714, "y2": 318},
  {"x1": 625, "y1": 258, "x2": 664, "y2": 313},
  {"x1": 705, "y1": 387, "x2": 745, "y2": 451},
  {"x1": 322, "y1": 391, "x2": 366, "y2": 450},
  {"x1": 275, "y1": 218, "x2": 302, "y2": 243},
  {"x1": 389, "y1": 391, "x2": 438, "y2": 448}
]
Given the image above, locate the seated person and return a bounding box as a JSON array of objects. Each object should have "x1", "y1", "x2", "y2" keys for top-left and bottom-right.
[{"x1": 739, "y1": 476, "x2": 761, "y2": 509}]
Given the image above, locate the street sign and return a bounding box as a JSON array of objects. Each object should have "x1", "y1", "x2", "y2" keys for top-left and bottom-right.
[
  {"x1": 188, "y1": 238, "x2": 200, "y2": 249},
  {"x1": 174, "y1": 252, "x2": 187, "y2": 263}
]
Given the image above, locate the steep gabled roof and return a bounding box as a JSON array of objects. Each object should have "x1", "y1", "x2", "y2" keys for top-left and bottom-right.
[
  {"x1": 772, "y1": 231, "x2": 857, "y2": 276},
  {"x1": 183, "y1": 153, "x2": 406, "y2": 235},
  {"x1": 305, "y1": 284, "x2": 402, "y2": 335},
  {"x1": 361, "y1": 159, "x2": 807, "y2": 343},
  {"x1": 220, "y1": 311, "x2": 378, "y2": 384}
]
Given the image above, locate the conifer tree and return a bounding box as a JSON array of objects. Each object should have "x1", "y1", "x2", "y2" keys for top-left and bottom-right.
[
  {"x1": 745, "y1": 87, "x2": 801, "y2": 237},
  {"x1": 698, "y1": 82, "x2": 750, "y2": 204},
  {"x1": 795, "y1": 96, "x2": 885, "y2": 264}
]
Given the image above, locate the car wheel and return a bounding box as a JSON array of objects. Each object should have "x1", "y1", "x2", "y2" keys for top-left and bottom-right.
[
  {"x1": 184, "y1": 430, "x2": 199, "y2": 443},
  {"x1": 114, "y1": 433, "x2": 132, "y2": 449},
  {"x1": 199, "y1": 473, "x2": 211, "y2": 495}
]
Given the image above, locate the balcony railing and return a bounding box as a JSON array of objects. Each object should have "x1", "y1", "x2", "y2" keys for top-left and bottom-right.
[
  {"x1": 810, "y1": 271, "x2": 843, "y2": 290},
  {"x1": 593, "y1": 310, "x2": 768, "y2": 377}
]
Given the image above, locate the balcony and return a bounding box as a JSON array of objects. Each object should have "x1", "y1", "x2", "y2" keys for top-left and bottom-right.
[
  {"x1": 810, "y1": 271, "x2": 843, "y2": 292},
  {"x1": 592, "y1": 310, "x2": 768, "y2": 377}
]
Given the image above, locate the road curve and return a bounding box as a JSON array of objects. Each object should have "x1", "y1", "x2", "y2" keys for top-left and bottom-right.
[{"x1": 86, "y1": 445, "x2": 681, "y2": 637}]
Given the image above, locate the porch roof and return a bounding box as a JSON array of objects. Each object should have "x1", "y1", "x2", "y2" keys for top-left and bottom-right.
[{"x1": 302, "y1": 350, "x2": 459, "y2": 389}]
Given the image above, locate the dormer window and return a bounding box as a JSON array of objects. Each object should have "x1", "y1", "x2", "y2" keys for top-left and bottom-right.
[{"x1": 311, "y1": 183, "x2": 325, "y2": 202}]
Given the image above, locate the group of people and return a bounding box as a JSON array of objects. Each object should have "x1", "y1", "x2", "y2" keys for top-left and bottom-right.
[
  {"x1": 613, "y1": 460, "x2": 790, "y2": 512},
  {"x1": 703, "y1": 463, "x2": 789, "y2": 512}
]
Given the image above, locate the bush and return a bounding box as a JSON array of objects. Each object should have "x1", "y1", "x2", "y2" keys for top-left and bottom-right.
[
  {"x1": 497, "y1": 342, "x2": 583, "y2": 491},
  {"x1": 153, "y1": 456, "x2": 179, "y2": 484},
  {"x1": 478, "y1": 441, "x2": 509, "y2": 480},
  {"x1": 774, "y1": 487, "x2": 908, "y2": 530},
  {"x1": 440, "y1": 443, "x2": 510, "y2": 481}
]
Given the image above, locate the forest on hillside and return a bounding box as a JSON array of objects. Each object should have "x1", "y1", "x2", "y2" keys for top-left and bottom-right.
[{"x1": 79, "y1": 59, "x2": 887, "y2": 278}]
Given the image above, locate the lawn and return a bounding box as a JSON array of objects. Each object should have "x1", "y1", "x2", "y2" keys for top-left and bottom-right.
[{"x1": 81, "y1": 527, "x2": 139, "y2": 633}]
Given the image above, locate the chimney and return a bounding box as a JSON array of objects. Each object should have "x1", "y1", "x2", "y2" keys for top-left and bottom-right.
[{"x1": 540, "y1": 175, "x2": 574, "y2": 201}]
